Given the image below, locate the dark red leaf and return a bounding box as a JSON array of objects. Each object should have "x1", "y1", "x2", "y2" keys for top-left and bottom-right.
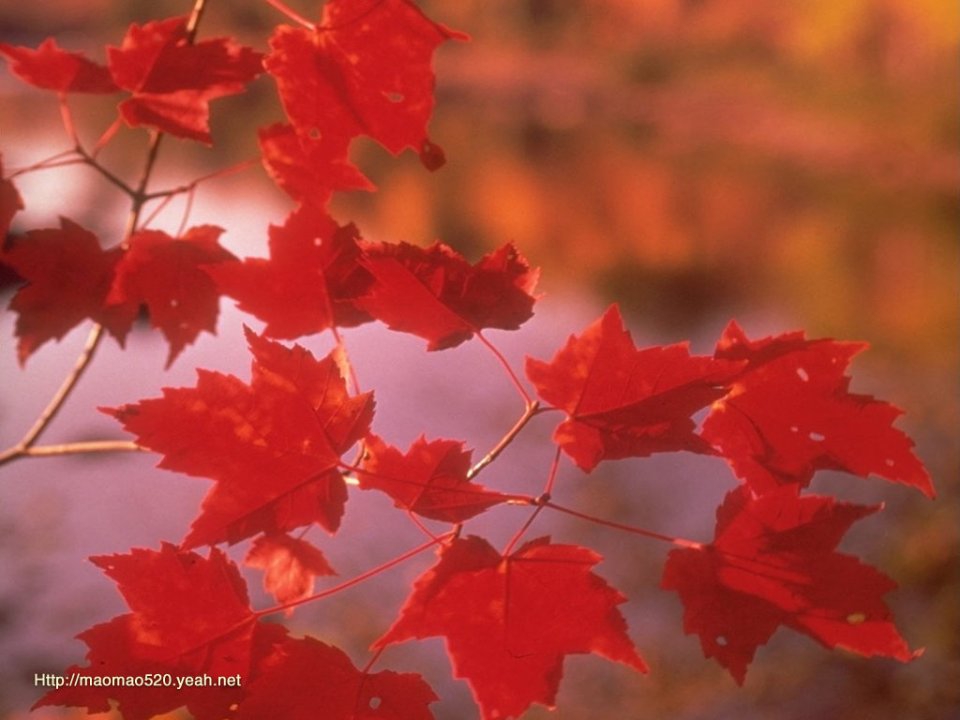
[
  {"x1": 105, "y1": 225, "x2": 237, "y2": 367},
  {"x1": 1, "y1": 218, "x2": 124, "y2": 363},
  {"x1": 0, "y1": 38, "x2": 118, "y2": 93},
  {"x1": 208, "y1": 205, "x2": 373, "y2": 338},
  {"x1": 359, "y1": 435, "x2": 509, "y2": 522},
  {"x1": 104, "y1": 329, "x2": 374, "y2": 547},
  {"x1": 526, "y1": 305, "x2": 743, "y2": 471},
  {"x1": 377, "y1": 535, "x2": 646, "y2": 720},
  {"x1": 418, "y1": 139, "x2": 447, "y2": 171},
  {"x1": 244, "y1": 532, "x2": 336, "y2": 608},
  {"x1": 662, "y1": 485, "x2": 920, "y2": 684},
  {"x1": 358, "y1": 241, "x2": 539, "y2": 350},
  {"x1": 701, "y1": 321, "x2": 934, "y2": 497},
  {"x1": 108, "y1": 16, "x2": 263, "y2": 143},
  {"x1": 236, "y1": 636, "x2": 437, "y2": 720},
  {"x1": 1, "y1": 154, "x2": 24, "y2": 239}
]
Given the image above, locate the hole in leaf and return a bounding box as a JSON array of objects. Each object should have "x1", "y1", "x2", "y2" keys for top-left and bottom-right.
[
  {"x1": 809, "y1": 431, "x2": 825, "y2": 442},
  {"x1": 368, "y1": 696, "x2": 381, "y2": 709},
  {"x1": 716, "y1": 635, "x2": 728, "y2": 646},
  {"x1": 846, "y1": 612, "x2": 866, "y2": 625}
]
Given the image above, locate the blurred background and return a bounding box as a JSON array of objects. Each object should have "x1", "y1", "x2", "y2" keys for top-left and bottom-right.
[{"x1": 1, "y1": 1, "x2": 957, "y2": 719}]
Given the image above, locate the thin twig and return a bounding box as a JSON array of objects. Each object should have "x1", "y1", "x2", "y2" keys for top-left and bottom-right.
[
  {"x1": 467, "y1": 400, "x2": 542, "y2": 479},
  {"x1": 263, "y1": 0, "x2": 316, "y2": 30},
  {"x1": 477, "y1": 331, "x2": 532, "y2": 405},
  {"x1": 125, "y1": 131, "x2": 165, "y2": 240},
  {"x1": 7, "y1": 148, "x2": 76, "y2": 178},
  {"x1": 502, "y1": 503, "x2": 546, "y2": 556},
  {"x1": 75, "y1": 146, "x2": 137, "y2": 197},
  {"x1": 57, "y1": 95, "x2": 79, "y2": 145},
  {"x1": 0, "y1": 325, "x2": 105, "y2": 468},
  {"x1": 184, "y1": 0, "x2": 209, "y2": 39},
  {"x1": 500, "y1": 451, "x2": 559, "y2": 556},
  {"x1": 257, "y1": 533, "x2": 452, "y2": 617},
  {"x1": 542, "y1": 445, "x2": 562, "y2": 496},
  {"x1": 143, "y1": 158, "x2": 259, "y2": 200},
  {"x1": 92, "y1": 116, "x2": 124, "y2": 157},
  {"x1": 22, "y1": 441, "x2": 143, "y2": 458},
  {"x1": 544, "y1": 500, "x2": 703, "y2": 549}
]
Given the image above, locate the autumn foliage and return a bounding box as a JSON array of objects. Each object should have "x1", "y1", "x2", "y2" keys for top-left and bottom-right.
[{"x1": 0, "y1": 1, "x2": 936, "y2": 719}]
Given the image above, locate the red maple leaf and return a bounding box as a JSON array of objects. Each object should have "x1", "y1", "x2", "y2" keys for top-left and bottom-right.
[
  {"x1": 1, "y1": 220, "x2": 235, "y2": 365},
  {"x1": 359, "y1": 435, "x2": 509, "y2": 522},
  {"x1": 258, "y1": 122, "x2": 374, "y2": 205},
  {"x1": 236, "y1": 636, "x2": 437, "y2": 720},
  {"x1": 0, "y1": 218, "x2": 125, "y2": 363},
  {"x1": 105, "y1": 328, "x2": 374, "y2": 547},
  {"x1": 34, "y1": 543, "x2": 262, "y2": 720},
  {"x1": 265, "y1": 0, "x2": 465, "y2": 175},
  {"x1": 1, "y1": 154, "x2": 24, "y2": 239},
  {"x1": 244, "y1": 532, "x2": 336, "y2": 608},
  {"x1": 661, "y1": 485, "x2": 920, "y2": 684},
  {"x1": 108, "y1": 16, "x2": 263, "y2": 143},
  {"x1": 208, "y1": 205, "x2": 373, "y2": 338},
  {"x1": 358, "y1": 241, "x2": 539, "y2": 350},
  {"x1": 104, "y1": 225, "x2": 237, "y2": 367},
  {"x1": 525, "y1": 304, "x2": 743, "y2": 471},
  {"x1": 0, "y1": 38, "x2": 118, "y2": 93},
  {"x1": 701, "y1": 321, "x2": 934, "y2": 497},
  {"x1": 376, "y1": 535, "x2": 646, "y2": 720}
]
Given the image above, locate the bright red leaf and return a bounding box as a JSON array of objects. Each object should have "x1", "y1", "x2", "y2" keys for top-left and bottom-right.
[
  {"x1": 104, "y1": 225, "x2": 237, "y2": 367},
  {"x1": 1, "y1": 218, "x2": 125, "y2": 363},
  {"x1": 526, "y1": 304, "x2": 743, "y2": 471},
  {"x1": 358, "y1": 241, "x2": 539, "y2": 350},
  {"x1": 108, "y1": 16, "x2": 263, "y2": 143},
  {"x1": 237, "y1": 636, "x2": 437, "y2": 720},
  {"x1": 1, "y1": 220, "x2": 235, "y2": 365},
  {"x1": 258, "y1": 122, "x2": 374, "y2": 205},
  {"x1": 266, "y1": 0, "x2": 465, "y2": 159},
  {"x1": 359, "y1": 435, "x2": 509, "y2": 522},
  {"x1": 662, "y1": 485, "x2": 920, "y2": 684},
  {"x1": 208, "y1": 205, "x2": 373, "y2": 338},
  {"x1": 105, "y1": 328, "x2": 374, "y2": 547},
  {"x1": 701, "y1": 321, "x2": 934, "y2": 497},
  {"x1": 245, "y1": 532, "x2": 335, "y2": 609},
  {"x1": 34, "y1": 544, "x2": 260, "y2": 720},
  {"x1": 1, "y1": 154, "x2": 24, "y2": 239},
  {"x1": 0, "y1": 38, "x2": 118, "y2": 93},
  {"x1": 376, "y1": 535, "x2": 646, "y2": 720}
]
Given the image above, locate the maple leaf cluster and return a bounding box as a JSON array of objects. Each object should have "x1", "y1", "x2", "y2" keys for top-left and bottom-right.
[
  {"x1": 0, "y1": 1, "x2": 935, "y2": 719},
  {"x1": 2, "y1": 219, "x2": 235, "y2": 366}
]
